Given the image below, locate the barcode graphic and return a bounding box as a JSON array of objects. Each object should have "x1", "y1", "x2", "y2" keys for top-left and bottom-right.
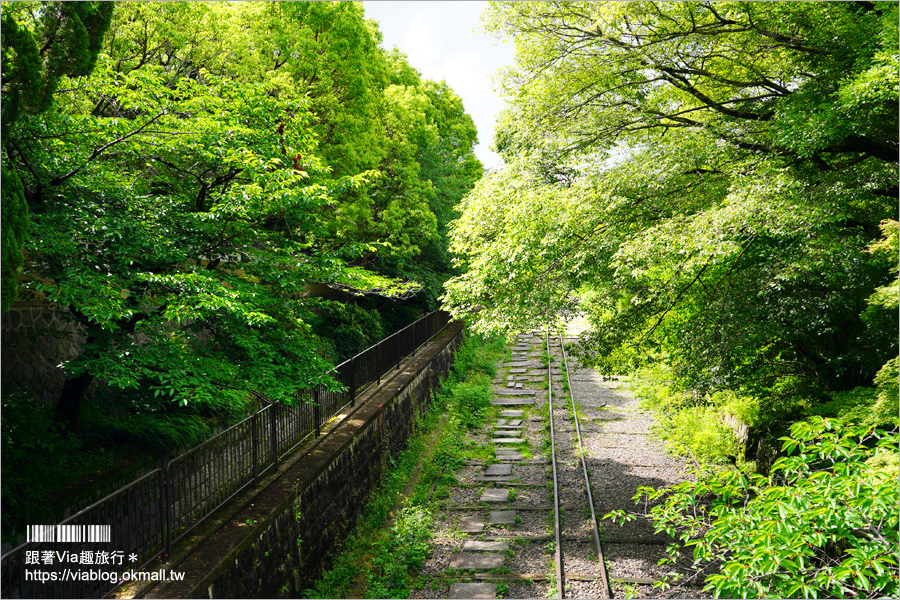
[{"x1": 27, "y1": 525, "x2": 111, "y2": 543}]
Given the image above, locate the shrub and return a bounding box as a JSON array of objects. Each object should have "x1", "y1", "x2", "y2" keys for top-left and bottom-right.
[{"x1": 608, "y1": 417, "x2": 899, "y2": 599}]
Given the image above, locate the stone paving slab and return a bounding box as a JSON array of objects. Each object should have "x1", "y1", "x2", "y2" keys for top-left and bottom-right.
[
  {"x1": 449, "y1": 582, "x2": 497, "y2": 599},
  {"x1": 492, "y1": 430, "x2": 521, "y2": 437},
  {"x1": 495, "y1": 425, "x2": 523, "y2": 430},
  {"x1": 495, "y1": 419, "x2": 508, "y2": 426},
  {"x1": 496, "y1": 451, "x2": 524, "y2": 460},
  {"x1": 458, "y1": 517, "x2": 485, "y2": 533},
  {"x1": 491, "y1": 398, "x2": 535, "y2": 406},
  {"x1": 480, "y1": 488, "x2": 510, "y2": 502},
  {"x1": 488, "y1": 510, "x2": 517, "y2": 524},
  {"x1": 449, "y1": 553, "x2": 505, "y2": 570},
  {"x1": 499, "y1": 410, "x2": 524, "y2": 417},
  {"x1": 485, "y1": 464, "x2": 512, "y2": 476},
  {"x1": 491, "y1": 437, "x2": 526, "y2": 444},
  {"x1": 463, "y1": 540, "x2": 509, "y2": 552},
  {"x1": 508, "y1": 368, "x2": 528, "y2": 374},
  {"x1": 508, "y1": 419, "x2": 524, "y2": 426},
  {"x1": 494, "y1": 388, "x2": 537, "y2": 396}
]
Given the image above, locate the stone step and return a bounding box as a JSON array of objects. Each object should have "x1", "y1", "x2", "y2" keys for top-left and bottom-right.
[
  {"x1": 485, "y1": 464, "x2": 512, "y2": 476},
  {"x1": 491, "y1": 398, "x2": 535, "y2": 406},
  {"x1": 458, "y1": 517, "x2": 485, "y2": 533},
  {"x1": 491, "y1": 437, "x2": 526, "y2": 444},
  {"x1": 491, "y1": 430, "x2": 521, "y2": 437},
  {"x1": 494, "y1": 389, "x2": 536, "y2": 396},
  {"x1": 495, "y1": 451, "x2": 523, "y2": 460},
  {"x1": 499, "y1": 410, "x2": 524, "y2": 418}
]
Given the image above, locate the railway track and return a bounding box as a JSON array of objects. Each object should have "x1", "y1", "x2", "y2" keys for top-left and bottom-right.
[
  {"x1": 550, "y1": 326, "x2": 612, "y2": 599},
  {"x1": 416, "y1": 323, "x2": 701, "y2": 599}
]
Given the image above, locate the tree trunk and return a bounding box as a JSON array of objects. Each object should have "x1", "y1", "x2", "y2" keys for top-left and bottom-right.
[{"x1": 54, "y1": 373, "x2": 94, "y2": 435}]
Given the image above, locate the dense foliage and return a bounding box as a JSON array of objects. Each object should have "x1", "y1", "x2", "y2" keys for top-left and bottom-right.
[
  {"x1": 1, "y1": 1, "x2": 114, "y2": 310},
  {"x1": 0, "y1": 1, "x2": 481, "y2": 534},
  {"x1": 608, "y1": 418, "x2": 899, "y2": 599},
  {"x1": 442, "y1": 4, "x2": 898, "y2": 596},
  {"x1": 1, "y1": 1, "x2": 480, "y2": 430},
  {"x1": 445, "y1": 0, "x2": 898, "y2": 403}
]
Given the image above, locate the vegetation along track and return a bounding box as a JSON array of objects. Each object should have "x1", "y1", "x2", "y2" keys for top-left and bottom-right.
[{"x1": 413, "y1": 321, "x2": 706, "y2": 599}]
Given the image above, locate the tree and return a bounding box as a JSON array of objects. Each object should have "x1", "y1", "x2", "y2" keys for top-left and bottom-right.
[
  {"x1": 6, "y1": 20, "x2": 408, "y2": 433},
  {"x1": 1, "y1": 1, "x2": 114, "y2": 311},
  {"x1": 371, "y1": 51, "x2": 483, "y2": 307},
  {"x1": 446, "y1": 1, "x2": 898, "y2": 395},
  {"x1": 4, "y1": 1, "x2": 483, "y2": 435}
]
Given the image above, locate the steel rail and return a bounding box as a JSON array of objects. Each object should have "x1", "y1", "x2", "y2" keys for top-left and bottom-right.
[
  {"x1": 560, "y1": 331, "x2": 613, "y2": 599},
  {"x1": 546, "y1": 326, "x2": 565, "y2": 599}
]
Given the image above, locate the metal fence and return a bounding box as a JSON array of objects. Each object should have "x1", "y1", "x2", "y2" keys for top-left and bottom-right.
[{"x1": 1, "y1": 310, "x2": 452, "y2": 599}]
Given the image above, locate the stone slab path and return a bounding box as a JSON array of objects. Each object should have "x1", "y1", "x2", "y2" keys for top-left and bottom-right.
[{"x1": 411, "y1": 325, "x2": 701, "y2": 600}]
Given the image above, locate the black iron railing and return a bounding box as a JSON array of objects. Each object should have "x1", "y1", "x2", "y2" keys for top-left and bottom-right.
[{"x1": 1, "y1": 310, "x2": 452, "y2": 599}]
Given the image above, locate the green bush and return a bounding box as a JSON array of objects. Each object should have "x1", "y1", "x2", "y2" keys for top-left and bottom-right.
[
  {"x1": 608, "y1": 418, "x2": 899, "y2": 599},
  {"x1": 632, "y1": 364, "x2": 693, "y2": 413},
  {"x1": 81, "y1": 411, "x2": 211, "y2": 450},
  {"x1": 658, "y1": 405, "x2": 740, "y2": 465},
  {"x1": 1, "y1": 389, "x2": 82, "y2": 538},
  {"x1": 367, "y1": 505, "x2": 433, "y2": 599},
  {"x1": 633, "y1": 365, "x2": 740, "y2": 465},
  {"x1": 310, "y1": 301, "x2": 386, "y2": 363}
]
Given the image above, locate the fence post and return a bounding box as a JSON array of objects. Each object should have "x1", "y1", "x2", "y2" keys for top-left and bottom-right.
[
  {"x1": 350, "y1": 356, "x2": 357, "y2": 406},
  {"x1": 269, "y1": 404, "x2": 278, "y2": 468},
  {"x1": 377, "y1": 340, "x2": 382, "y2": 385},
  {"x1": 314, "y1": 386, "x2": 321, "y2": 438},
  {"x1": 251, "y1": 411, "x2": 259, "y2": 484},
  {"x1": 164, "y1": 464, "x2": 173, "y2": 558},
  {"x1": 396, "y1": 332, "x2": 401, "y2": 370}
]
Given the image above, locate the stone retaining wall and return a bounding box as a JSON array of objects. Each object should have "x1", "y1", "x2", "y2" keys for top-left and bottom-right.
[
  {"x1": 145, "y1": 323, "x2": 463, "y2": 599},
  {"x1": 1, "y1": 303, "x2": 85, "y2": 405}
]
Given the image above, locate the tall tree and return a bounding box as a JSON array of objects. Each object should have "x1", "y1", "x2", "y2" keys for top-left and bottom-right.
[
  {"x1": 5, "y1": 3, "x2": 412, "y2": 432},
  {"x1": 446, "y1": 1, "x2": 898, "y2": 396},
  {"x1": 4, "y1": 1, "x2": 483, "y2": 433},
  {"x1": 1, "y1": 1, "x2": 114, "y2": 311}
]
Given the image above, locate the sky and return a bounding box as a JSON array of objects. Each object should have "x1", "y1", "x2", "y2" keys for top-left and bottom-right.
[{"x1": 361, "y1": 1, "x2": 516, "y2": 170}]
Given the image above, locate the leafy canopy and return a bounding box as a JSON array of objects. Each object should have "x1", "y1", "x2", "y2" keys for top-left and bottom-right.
[{"x1": 445, "y1": 1, "x2": 898, "y2": 395}]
